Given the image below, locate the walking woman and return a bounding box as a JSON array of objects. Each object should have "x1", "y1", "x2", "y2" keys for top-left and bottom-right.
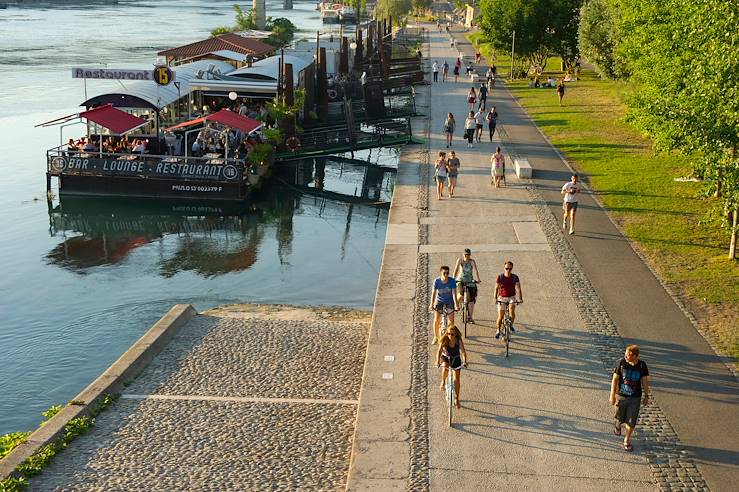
[
  {"x1": 467, "y1": 87, "x2": 477, "y2": 111},
  {"x1": 443, "y1": 112, "x2": 456, "y2": 148},
  {"x1": 447, "y1": 150, "x2": 461, "y2": 197},
  {"x1": 556, "y1": 79, "x2": 566, "y2": 106},
  {"x1": 434, "y1": 151, "x2": 448, "y2": 199},
  {"x1": 486, "y1": 106, "x2": 498, "y2": 142},
  {"x1": 435, "y1": 325, "x2": 468, "y2": 409},
  {"x1": 454, "y1": 57, "x2": 461, "y2": 83},
  {"x1": 464, "y1": 112, "x2": 476, "y2": 148},
  {"x1": 491, "y1": 146, "x2": 505, "y2": 187}
]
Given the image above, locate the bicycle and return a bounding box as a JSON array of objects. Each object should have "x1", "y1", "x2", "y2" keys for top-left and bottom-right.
[
  {"x1": 438, "y1": 305, "x2": 457, "y2": 337},
  {"x1": 460, "y1": 281, "x2": 480, "y2": 338},
  {"x1": 438, "y1": 360, "x2": 466, "y2": 426},
  {"x1": 497, "y1": 299, "x2": 520, "y2": 357}
]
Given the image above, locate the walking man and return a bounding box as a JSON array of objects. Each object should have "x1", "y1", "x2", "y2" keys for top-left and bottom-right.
[
  {"x1": 478, "y1": 81, "x2": 488, "y2": 110},
  {"x1": 474, "y1": 107, "x2": 486, "y2": 143},
  {"x1": 432, "y1": 60, "x2": 439, "y2": 82},
  {"x1": 610, "y1": 345, "x2": 650, "y2": 452},
  {"x1": 486, "y1": 106, "x2": 498, "y2": 142},
  {"x1": 442, "y1": 60, "x2": 449, "y2": 82},
  {"x1": 494, "y1": 261, "x2": 522, "y2": 339},
  {"x1": 561, "y1": 173, "x2": 579, "y2": 235}
]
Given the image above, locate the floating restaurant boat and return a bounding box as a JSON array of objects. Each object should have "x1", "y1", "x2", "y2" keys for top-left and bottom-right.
[
  {"x1": 319, "y1": 2, "x2": 341, "y2": 24},
  {"x1": 339, "y1": 6, "x2": 357, "y2": 24},
  {"x1": 39, "y1": 49, "x2": 314, "y2": 202}
]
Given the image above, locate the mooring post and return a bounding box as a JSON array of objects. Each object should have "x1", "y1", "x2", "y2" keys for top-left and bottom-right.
[
  {"x1": 317, "y1": 47, "x2": 329, "y2": 120},
  {"x1": 340, "y1": 37, "x2": 349, "y2": 75}
]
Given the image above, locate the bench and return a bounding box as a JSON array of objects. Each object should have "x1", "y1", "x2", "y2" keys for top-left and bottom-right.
[{"x1": 514, "y1": 158, "x2": 533, "y2": 178}]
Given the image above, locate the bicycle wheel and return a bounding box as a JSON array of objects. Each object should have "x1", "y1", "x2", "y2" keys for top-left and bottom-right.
[
  {"x1": 504, "y1": 318, "x2": 510, "y2": 358},
  {"x1": 447, "y1": 371, "x2": 454, "y2": 426}
]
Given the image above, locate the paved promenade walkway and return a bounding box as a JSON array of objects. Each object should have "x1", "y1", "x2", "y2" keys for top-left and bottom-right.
[
  {"x1": 28, "y1": 306, "x2": 369, "y2": 491},
  {"x1": 350, "y1": 25, "x2": 737, "y2": 491}
]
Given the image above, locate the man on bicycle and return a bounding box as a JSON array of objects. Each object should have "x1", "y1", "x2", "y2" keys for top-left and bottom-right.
[
  {"x1": 429, "y1": 265, "x2": 458, "y2": 344},
  {"x1": 494, "y1": 260, "x2": 523, "y2": 339},
  {"x1": 453, "y1": 248, "x2": 482, "y2": 323}
]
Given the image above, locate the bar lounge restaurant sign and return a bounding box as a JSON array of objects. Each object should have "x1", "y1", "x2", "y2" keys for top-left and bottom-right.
[
  {"x1": 50, "y1": 156, "x2": 240, "y2": 181},
  {"x1": 72, "y1": 68, "x2": 176, "y2": 82}
]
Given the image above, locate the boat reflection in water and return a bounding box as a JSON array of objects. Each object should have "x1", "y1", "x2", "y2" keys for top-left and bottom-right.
[{"x1": 46, "y1": 152, "x2": 395, "y2": 277}]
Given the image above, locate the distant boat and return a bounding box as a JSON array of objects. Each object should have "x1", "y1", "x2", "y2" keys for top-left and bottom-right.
[
  {"x1": 320, "y1": 4, "x2": 340, "y2": 24},
  {"x1": 339, "y1": 6, "x2": 356, "y2": 24}
]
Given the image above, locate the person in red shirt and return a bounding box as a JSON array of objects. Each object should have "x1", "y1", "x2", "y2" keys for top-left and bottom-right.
[{"x1": 494, "y1": 260, "x2": 523, "y2": 338}]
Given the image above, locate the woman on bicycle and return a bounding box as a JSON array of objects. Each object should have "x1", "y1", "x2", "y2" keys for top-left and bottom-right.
[
  {"x1": 429, "y1": 265, "x2": 458, "y2": 343},
  {"x1": 453, "y1": 248, "x2": 481, "y2": 323},
  {"x1": 435, "y1": 324, "x2": 468, "y2": 409},
  {"x1": 434, "y1": 151, "x2": 448, "y2": 200}
]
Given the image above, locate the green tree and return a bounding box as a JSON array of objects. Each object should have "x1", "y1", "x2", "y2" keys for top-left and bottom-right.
[
  {"x1": 578, "y1": 0, "x2": 622, "y2": 78},
  {"x1": 377, "y1": 0, "x2": 412, "y2": 25},
  {"x1": 479, "y1": 0, "x2": 582, "y2": 73},
  {"x1": 618, "y1": 0, "x2": 739, "y2": 258}
]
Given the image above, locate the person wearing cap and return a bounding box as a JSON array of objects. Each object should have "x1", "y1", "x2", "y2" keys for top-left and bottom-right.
[{"x1": 453, "y1": 248, "x2": 481, "y2": 323}]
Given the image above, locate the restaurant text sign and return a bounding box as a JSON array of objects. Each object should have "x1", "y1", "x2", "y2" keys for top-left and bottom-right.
[
  {"x1": 72, "y1": 68, "x2": 176, "y2": 82},
  {"x1": 49, "y1": 156, "x2": 240, "y2": 182}
]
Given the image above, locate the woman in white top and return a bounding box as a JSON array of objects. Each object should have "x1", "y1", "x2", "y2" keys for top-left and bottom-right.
[
  {"x1": 490, "y1": 146, "x2": 505, "y2": 188},
  {"x1": 464, "y1": 111, "x2": 476, "y2": 148},
  {"x1": 467, "y1": 87, "x2": 477, "y2": 111},
  {"x1": 434, "y1": 151, "x2": 448, "y2": 200},
  {"x1": 474, "y1": 108, "x2": 486, "y2": 143}
]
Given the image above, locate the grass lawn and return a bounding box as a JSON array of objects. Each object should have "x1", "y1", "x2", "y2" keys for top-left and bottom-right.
[{"x1": 466, "y1": 34, "x2": 738, "y2": 363}]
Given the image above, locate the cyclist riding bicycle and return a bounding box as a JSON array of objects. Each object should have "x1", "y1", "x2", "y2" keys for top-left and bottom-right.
[
  {"x1": 453, "y1": 248, "x2": 482, "y2": 324},
  {"x1": 429, "y1": 265, "x2": 458, "y2": 344},
  {"x1": 494, "y1": 260, "x2": 523, "y2": 339},
  {"x1": 435, "y1": 324, "x2": 468, "y2": 409}
]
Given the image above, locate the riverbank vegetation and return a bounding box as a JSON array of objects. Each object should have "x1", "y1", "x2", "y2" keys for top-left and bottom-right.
[
  {"x1": 467, "y1": 0, "x2": 738, "y2": 361},
  {"x1": 0, "y1": 396, "x2": 117, "y2": 491},
  {"x1": 211, "y1": 4, "x2": 297, "y2": 48}
]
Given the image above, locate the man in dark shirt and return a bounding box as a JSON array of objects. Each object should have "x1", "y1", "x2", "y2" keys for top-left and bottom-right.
[
  {"x1": 478, "y1": 82, "x2": 488, "y2": 110},
  {"x1": 610, "y1": 345, "x2": 650, "y2": 452}
]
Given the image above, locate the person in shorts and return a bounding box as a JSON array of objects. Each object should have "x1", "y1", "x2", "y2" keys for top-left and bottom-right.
[
  {"x1": 429, "y1": 265, "x2": 458, "y2": 343},
  {"x1": 474, "y1": 107, "x2": 486, "y2": 143},
  {"x1": 561, "y1": 173, "x2": 579, "y2": 235},
  {"x1": 494, "y1": 260, "x2": 522, "y2": 338},
  {"x1": 453, "y1": 248, "x2": 482, "y2": 323},
  {"x1": 446, "y1": 150, "x2": 461, "y2": 197},
  {"x1": 442, "y1": 60, "x2": 449, "y2": 82},
  {"x1": 435, "y1": 325, "x2": 468, "y2": 409},
  {"x1": 434, "y1": 151, "x2": 448, "y2": 200},
  {"x1": 610, "y1": 345, "x2": 650, "y2": 452}
]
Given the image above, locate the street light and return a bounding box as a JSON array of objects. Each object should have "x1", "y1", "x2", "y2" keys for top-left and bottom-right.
[
  {"x1": 228, "y1": 91, "x2": 238, "y2": 101},
  {"x1": 350, "y1": 41, "x2": 357, "y2": 50}
]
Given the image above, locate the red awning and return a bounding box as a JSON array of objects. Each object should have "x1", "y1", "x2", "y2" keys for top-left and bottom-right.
[
  {"x1": 164, "y1": 116, "x2": 207, "y2": 132},
  {"x1": 164, "y1": 110, "x2": 263, "y2": 134},
  {"x1": 79, "y1": 104, "x2": 147, "y2": 135},
  {"x1": 206, "y1": 109, "x2": 263, "y2": 134}
]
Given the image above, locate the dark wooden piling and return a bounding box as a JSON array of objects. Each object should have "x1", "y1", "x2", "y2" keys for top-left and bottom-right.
[
  {"x1": 340, "y1": 37, "x2": 349, "y2": 76},
  {"x1": 317, "y1": 47, "x2": 329, "y2": 120}
]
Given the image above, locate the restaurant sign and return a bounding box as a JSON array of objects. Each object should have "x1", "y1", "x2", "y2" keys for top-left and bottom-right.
[
  {"x1": 72, "y1": 68, "x2": 176, "y2": 82},
  {"x1": 49, "y1": 156, "x2": 241, "y2": 182}
]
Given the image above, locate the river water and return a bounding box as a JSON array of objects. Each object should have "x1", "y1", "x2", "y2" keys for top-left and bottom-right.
[{"x1": 0, "y1": 1, "x2": 391, "y2": 434}]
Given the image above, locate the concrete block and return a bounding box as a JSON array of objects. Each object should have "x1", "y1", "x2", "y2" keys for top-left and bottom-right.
[{"x1": 515, "y1": 157, "x2": 533, "y2": 178}]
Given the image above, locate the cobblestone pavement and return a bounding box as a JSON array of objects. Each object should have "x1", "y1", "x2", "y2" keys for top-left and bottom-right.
[{"x1": 29, "y1": 310, "x2": 370, "y2": 491}]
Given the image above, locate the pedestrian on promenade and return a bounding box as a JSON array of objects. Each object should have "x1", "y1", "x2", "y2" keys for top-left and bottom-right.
[
  {"x1": 495, "y1": 260, "x2": 522, "y2": 339},
  {"x1": 447, "y1": 150, "x2": 461, "y2": 196},
  {"x1": 490, "y1": 146, "x2": 505, "y2": 187},
  {"x1": 478, "y1": 81, "x2": 488, "y2": 110},
  {"x1": 467, "y1": 87, "x2": 477, "y2": 110},
  {"x1": 556, "y1": 79, "x2": 566, "y2": 106},
  {"x1": 475, "y1": 49, "x2": 481, "y2": 65},
  {"x1": 464, "y1": 111, "x2": 476, "y2": 148},
  {"x1": 436, "y1": 324, "x2": 468, "y2": 409},
  {"x1": 442, "y1": 60, "x2": 449, "y2": 82},
  {"x1": 443, "y1": 112, "x2": 456, "y2": 148},
  {"x1": 561, "y1": 173, "x2": 579, "y2": 234},
  {"x1": 486, "y1": 66, "x2": 494, "y2": 87},
  {"x1": 434, "y1": 151, "x2": 448, "y2": 199},
  {"x1": 474, "y1": 107, "x2": 486, "y2": 143},
  {"x1": 610, "y1": 345, "x2": 650, "y2": 452},
  {"x1": 454, "y1": 57, "x2": 461, "y2": 82},
  {"x1": 453, "y1": 248, "x2": 481, "y2": 322},
  {"x1": 486, "y1": 106, "x2": 498, "y2": 142},
  {"x1": 429, "y1": 265, "x2": 458, "y2": 344},
  {"x1": 466, "y1": 62, "x2": 475, "y2": 82},
  {"x1": 432, "y1": 61, "x2": 439, "y2": 82}
]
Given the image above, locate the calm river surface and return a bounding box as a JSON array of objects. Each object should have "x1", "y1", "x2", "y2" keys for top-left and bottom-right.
[{"x1": 0, "y1": 1, "x2": 390, "y2": 434}]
